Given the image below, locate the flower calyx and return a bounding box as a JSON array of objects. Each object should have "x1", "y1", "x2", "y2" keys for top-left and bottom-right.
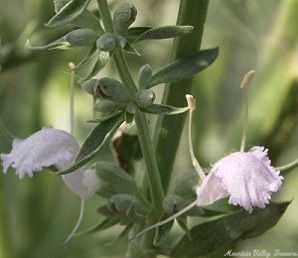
[{"x1": 113, "y1": 2, "x2": 137, "y2": 33}]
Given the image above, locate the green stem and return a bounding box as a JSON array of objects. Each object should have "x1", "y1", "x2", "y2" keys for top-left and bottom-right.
[
  {"x1": 153, "y1": 0, "x2": 210, "y2": 192},
  {"x1": 97, "y1": 0, "x2": 164, "y2": 255}
]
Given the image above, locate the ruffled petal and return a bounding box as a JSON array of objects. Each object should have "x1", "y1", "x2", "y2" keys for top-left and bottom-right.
[
  {"x1": 209, "y1": 146, "x2": 283, "y2": 212},
  {"x1": 0, "y1": 128, "x2": 79, "y2": 179},
  {"x1": 196, "y1": 172, "x2": 228, "y2": 206},
  {"x1": 62, "y1": 168, "x2": 101, "y2": 199}
]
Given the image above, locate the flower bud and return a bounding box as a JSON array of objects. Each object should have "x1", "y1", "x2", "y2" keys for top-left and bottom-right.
[
  {"x1": 65, "y1": 29, "x2": 99, "y2": 47},
  {"x1": 107, "y1": 194, "x2": 134, "y2": 214},
  {"x1": 163, "y1": 194, "x2": 186, "y2": 215},
  {"x1": 96, "y1": 77, "x2": 131, "y2": 103},
  {"x1": 96, "y1": 33, "x2": 117, "y2": 52},
  {"x1": 81, "y1": 79, "x2": 97, "y2": 95},
  {"x1": 135, "y1": 89, "x2": 155, "y2": 107},
  {"x1": 113, "y1": 2, "x2": 137, "y2": 32},
  {"x1": 137, "y1": 64, "x2": 152, "y2": 88}
]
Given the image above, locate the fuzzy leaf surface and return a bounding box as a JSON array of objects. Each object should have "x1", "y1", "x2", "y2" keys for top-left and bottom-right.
[
  {"x1": 135, "y1": 25, "x2": 193, "y2": 42},
  {"x1": 47, "y1": 0, "x2": 91, "y2": 28},
  {"x1": 169, "y1": 202, "x2": 290, "y2": 258},
  {"x1": 147, "y1": 48, "x2": 219, "y2": 88},
  {"x1": 58, "y1": 113, "x2": 124, "y2": 174}
]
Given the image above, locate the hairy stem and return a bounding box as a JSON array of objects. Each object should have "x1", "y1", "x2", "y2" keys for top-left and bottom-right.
[{"x1": 97, "y1": 0, "x2": 164, "y2": 256}]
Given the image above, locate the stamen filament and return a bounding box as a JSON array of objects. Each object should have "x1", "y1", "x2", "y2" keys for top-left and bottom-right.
[
  {"x1": 239, "y1": 70, "x2": 255, "y2": 152},
  {"x1": 186, "y1": 95, "x2": 206, "y2": 180},
  {"x1": 129, "y1": 200, "x2": 197, "y2": 242},
  {"x1": 61, "y1": 198, "x2": 85, "y2": 246},
  {"x1": 69, "y1": 62, "x2": 76, "y2": 135}
]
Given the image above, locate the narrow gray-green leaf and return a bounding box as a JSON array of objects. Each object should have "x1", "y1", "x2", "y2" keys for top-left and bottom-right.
[
  {"x1": 124, "y1": 27, "x2": 152, "y2": 42},
  {"x1": 75, "y1": 217, "x2": 120, "y2": 236},
  {"x1": 135, "y1": 25, "x2": 193, "y2": 42},
  {"x1": 72, "y1": 10, "x2": 104, "y2": 33},
  {"x1": 95, "y1": 161, "x2": 137, "y2": 198},
  {"x1": 26, "y1": 36, "x2": 70, "y2": 51},
  {"x1": 147, "y1": 48, "x2": 219, "y2": 88},
  {"x1": 47, "y1": 0, "x2": 91, "y2": 28},
  {"x1": 140, "y1": 104, "x2": 189, "y2": 115},
  {"x1": 58, "y1": 113, "x2": 124, "y2": 175},
  {"x1": 169, "y1": 202, "x2": 290, "y2": 258}
]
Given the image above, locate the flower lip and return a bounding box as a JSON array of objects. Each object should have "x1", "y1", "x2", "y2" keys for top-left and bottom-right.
[
  {"x1": 196, "y1": 146, "x2": 283, "y2": 213},
  {"x1": 0, "y1": 127, "x2": 80, "y2": 179}
]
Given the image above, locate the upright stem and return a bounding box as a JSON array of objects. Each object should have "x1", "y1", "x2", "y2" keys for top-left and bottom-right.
[
  {"x1": 153, "y1": 0, "x2": 210, "y2": 192},
  {"x1": 97, "y1": 1, "x2": 164, "y2": 255}
]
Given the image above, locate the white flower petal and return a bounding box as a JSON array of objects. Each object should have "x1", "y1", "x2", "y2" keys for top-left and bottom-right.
[
  {"x1": 0, "y1": 128, "x2": 79, "y2": 179},
  {"x1": 62, "y1": 169, "x2": 101, "y2": 199},
  {"x1": 195, "y1": 172, "x2": 228, "y2": 206},
  {"x1": 207, "y1": 146, "x2": 283, "y2": 212}
]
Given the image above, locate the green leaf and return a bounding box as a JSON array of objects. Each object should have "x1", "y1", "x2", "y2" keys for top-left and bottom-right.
[
  {"x1": 76, "y1": 48, "x2": 110, "y2": 80},
  {"x1": 135, "y1": 26, "x2": 193, "y2": 42},
  {"x1": 154, "y1": 215, "x2": 174, "y2": 246},
  {"x1": 147, "y1": 48, "x2": 219, "y2": 88},
  {"x1": 140, "y1": 104, "x2": 189, "y2": 115},
  {"x1": 72, "y1": 10, "x2": 104, "y2": 33},
  {"x1": 75, "y1": 217, "x2": 120, "y2": 236},
  {"x1": 58, "y1": 113, "x2": 124, "y2": 175},
  {"x1": 106, "y1": 224, "x2": 134, "y2": 245},
  {"x1": 169, "y1": 202, "x2": 290, "y2": 258},
  {"x1": 47, "y1": 0, "x2": 91, "y2": 28},
  {"x1": 26, "y1": 36, "x2": 71, "y2": 51},
  {"x1": 124, "y1": 27, "x2": 152, "y2": 42},
  {"x1": 95, "y1": 161, "x2": 137, "y2": 198}
]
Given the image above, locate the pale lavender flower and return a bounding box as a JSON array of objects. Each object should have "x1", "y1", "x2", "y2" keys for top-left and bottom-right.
[
  {"x1": 0, "y1": 127, "x2": 101, "y2": 199},
  {"x1": 196, "y1": 146, "x2": 283, "y2": 212}
]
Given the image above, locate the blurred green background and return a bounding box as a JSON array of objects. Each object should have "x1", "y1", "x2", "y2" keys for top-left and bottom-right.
[{"x1": 0, "y1": 0, "x2": 297, "y2": 257}]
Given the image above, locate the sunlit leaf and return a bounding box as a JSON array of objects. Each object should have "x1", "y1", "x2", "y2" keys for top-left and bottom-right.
[
  {"x1": 169, "y1": 202, "x2": 290, "y2": 258},
  {"x1": 147, "y1": 48, "x2": 219, "y2": 88},
  {"x1": 47, "y1": 0, "x2": 91, "y2": 28}
]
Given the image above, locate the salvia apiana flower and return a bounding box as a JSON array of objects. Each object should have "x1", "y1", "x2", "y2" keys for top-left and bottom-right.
[
  {"x1": 131, "y1": 71, "x2": 283, "y2": 240},
  {"x1": 195, "y1": 146, "x2": 283, "y2": 213},
  {"x1": 0, "y1": 127, "x2": 101, "y2": 244}
]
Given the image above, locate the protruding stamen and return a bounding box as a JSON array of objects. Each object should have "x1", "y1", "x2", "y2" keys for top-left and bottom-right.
[
  {"x1": 61, "y1": 198, "x2": 85, "y2": 247},
  {"x1": 68, "y1": 62, "x2": 76, "y2": 135},
  {"x1": 186, "y1": 95, "x2": 206, "y2": 180},
  {"x1": 240, "y1": 70, "x2": 255, "y2": 152},
  {"x1": 240, "y1": 70, "x2": 256, "y2": 90},
  {"x1": 129, "y1": 200, "x2": 197, "y2": 242}
]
